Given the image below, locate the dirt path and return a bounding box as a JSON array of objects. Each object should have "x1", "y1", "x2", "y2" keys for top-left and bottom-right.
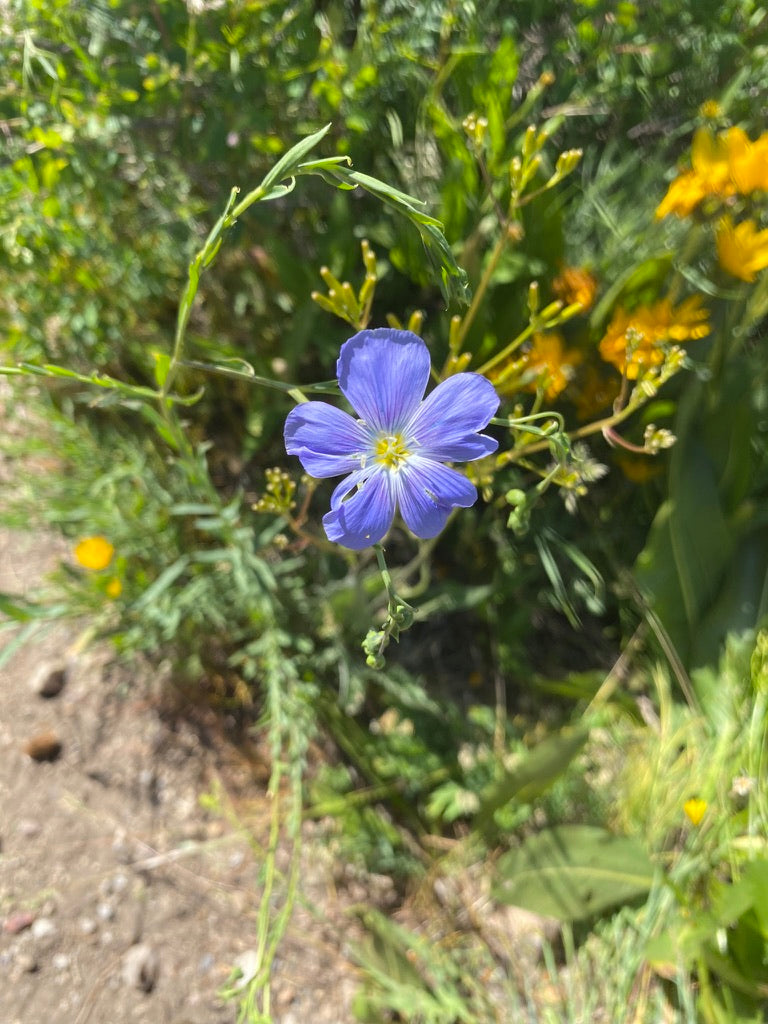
[{"x1": 0, "y1": 528, "x2": 359, "y2": 1023}]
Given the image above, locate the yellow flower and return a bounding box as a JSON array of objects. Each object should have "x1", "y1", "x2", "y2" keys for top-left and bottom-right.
[
  {"x1": 699, "y1": 99, "x2": 722, "y2": 120},
  {"x1": 683, "y1": 797, "x2": 707, "y2": 826},
  {"x1": 716, "y1": 217, "x2": 768, "y2": 282},
  {"x1": 74, "y1": 536, "x2": 114, "y2": 571},
  {"x1": 691, "y1": 127, "x2": 733, "y2": 192},
  {"x1": 106, "y1": 578, "x2": 123, "y2": 599},
  {"x1": 552, "y1": 266, "x2": 598, "y2": 311},
  {"x1": 656, "y1": 171, "x2": 710, "y2": 219},
  {"x1": 598, "y1": 296, "x2": 710, "y2": 380},
  {"x1": 656, "y1": 128, "x2": 733, "y2": 219},
  {"x1": 525, "y1": 331, "x2": 582, "y2": 401},
  {"x1": 725, "y1": 127, "x2": 768, "y2": 195}
]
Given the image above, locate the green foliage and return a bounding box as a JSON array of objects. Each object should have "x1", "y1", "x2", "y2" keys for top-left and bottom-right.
[
  {"x1": 493, "y1": 824, "x2": 654, "y2": 921},
  {"x1": 636, "y1": 359, "x2": 768, "y2": 668}
]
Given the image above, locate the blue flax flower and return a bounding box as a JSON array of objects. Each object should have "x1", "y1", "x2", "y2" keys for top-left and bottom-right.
[{"x1": 284, "y1": 328, "x2": 499, "y2": 550}]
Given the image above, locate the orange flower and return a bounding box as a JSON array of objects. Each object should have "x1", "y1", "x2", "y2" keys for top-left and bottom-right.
[
  {"x1": 525, "y1": 332, "x2": 582, "y2": 401},
  {"x1": 716, "y1": 217, "x2": 768, "y2": 282},
  {"x1": 74, "y1": 536, "x2": 114, "y2": 571},
  {"x1": 598, "y1": 296, "x2": 710, "y2": 380},
  {"x1": 552, "y1": 266, "x2": 598, "y2": 311}
]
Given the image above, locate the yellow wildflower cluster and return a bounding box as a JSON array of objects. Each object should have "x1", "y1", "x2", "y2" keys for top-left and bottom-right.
[
  {"x1": 598, "y1": 296, "x2": 710, "y2": 380},
  {"x1": 656, "y1": 127, "x2": 768, "y2": 219},
  {"x1": 552, "y1": 266, "x2": 598, "y2": 311},
  {"x1": 716, "y1": 217, "x2": 768, "y2": 282},
  {"x1": 525, "y1": 331, "x2": 582, "y2": 401}
]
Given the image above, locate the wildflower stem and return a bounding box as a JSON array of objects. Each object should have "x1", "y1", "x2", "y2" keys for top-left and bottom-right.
[
  {"x1": 449, "y1": 224, "x2": 512, "y2": 366},
  {"x1": 478, "y1": 321, "x2": 536, "y2": 378},
  {"x1": 496, "y1": 398, "x2": 645, "y2": 465},
  {"x1": 163, "y1": 187, "x2": 240, "y2": 400}
]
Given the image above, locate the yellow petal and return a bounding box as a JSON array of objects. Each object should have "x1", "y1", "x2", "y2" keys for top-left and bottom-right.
[
  {"x1": 684, "y1": 798, "x2": 707, "y2": 826},
  {"x1": 74, "y1": 536, "x2": 114, "y2": 571}
]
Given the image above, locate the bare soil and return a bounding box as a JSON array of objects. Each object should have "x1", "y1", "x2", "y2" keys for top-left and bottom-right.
[{"x1": 0, "y1": 528, "x2": 361, "y2": 1024}]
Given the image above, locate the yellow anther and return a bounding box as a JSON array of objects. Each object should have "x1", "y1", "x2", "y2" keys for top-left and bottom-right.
[{"x1": 374, "y1": 433, "x2": 410, "y2": 470}]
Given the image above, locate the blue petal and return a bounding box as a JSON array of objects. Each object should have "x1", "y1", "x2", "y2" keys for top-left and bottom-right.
[
  {"x1": 396, "y1": 457, "x2": 478, "y2": 539},
  {"x1": 337, "y1": 328, "x2": 431, "y2": 433},
  {"x1": 284, "y1": 402, "x2": 370, "y2": 478},
  {"x1": 408, "y1": 373, "x2": 499, "y2": 462},
  {"x1": 323, "y1": 467, "x2": 397, "y2": 549}
]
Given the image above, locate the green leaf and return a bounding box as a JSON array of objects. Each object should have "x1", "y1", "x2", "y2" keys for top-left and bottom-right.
[
  {"x1": 476, "y1": 724, "x2": 590, "y2": 831},
  {"x1": 313, "y1": 164, "x2": 470, "y2": 306},
  {"x1": 257, "y1": 123, "x2": 332, "y2": 196},
  {"x1": 493, "y1": 825, "x2": 654, "y2": 922},
  {"x1": 130, "y1": 557, "x2": 190, "y2": 610}
]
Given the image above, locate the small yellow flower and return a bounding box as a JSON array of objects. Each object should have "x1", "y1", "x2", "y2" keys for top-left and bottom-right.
[
  {"x1": 691, "y1": 127, "x2": 733, "y2": 192},
  {"x1": 683, "y1": 798, "x2": 707, "y2": 826},
  {"x1": 699, "y1": 99, "x2": 722, "y2": 120},
  {"x1": 656, "y1": 171, "x2": 710, "y2": 219},
  {"x1": 598, "y1": 296, "x2": 710, "y2": 380},
  {"x1": 726, "y1": 127, "x2": 768, "y2": 195},
  {"x1": 525, "y1": 331, "x2": 582, "y2": 401},
  {"x1": 105, "y1": 578, "x2": 123, "y2": 599},
  {"x1": 552, "y1": 266, "x2": 598, "y2": 312},
  {"x1": 716, "y1": 217, "x2": 768, "y2": 282},
  {"x1": 74, "y1": 536, "x2": 115, "y2": 571},
  {"x1": 656, "y1": 128, "x2": 733, "y2": 219}
]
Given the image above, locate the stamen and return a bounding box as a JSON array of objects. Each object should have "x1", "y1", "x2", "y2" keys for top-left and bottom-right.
[{"x1": 373, "y1": 433, "x2": 410, "y2": 471}]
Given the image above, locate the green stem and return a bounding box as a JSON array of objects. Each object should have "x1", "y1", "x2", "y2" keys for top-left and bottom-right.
[
  {"x1": 451, "y1": 226, "x2": 511, "y2": 360},
  {"x1": 373, "y1": 542, "x2": 397, "y2": 603},
  {"x1": 162, "y1": 186, "x2": 240, "y2": 400},
  {"x1": 477, "y1": 321, "x2": 535, "y2": 378}
]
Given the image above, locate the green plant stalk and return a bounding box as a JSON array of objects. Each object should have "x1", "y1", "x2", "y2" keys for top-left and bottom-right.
[
  {"x1": 450, "y1": 225, "x2": 510, "y2": 361},
  {"x1": 162, "y1": 186, "x2": 241, "y2": 400},
  {"x1": 237, "y1": 628, "x2": 307, "y2": 1023},
  {"x1": 747, "y1": 690, "x2": 767, "y2": 839}
]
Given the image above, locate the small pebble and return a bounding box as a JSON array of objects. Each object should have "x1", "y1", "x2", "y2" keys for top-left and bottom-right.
[
  {"x1": 31, "y1": 917, "x2": 57, "y2": 940},
  {"x1": 79, "y1": 918, "x2": 97, "y2": 936},
  {"x1": 96, "y1": 902, "x2": 115, "y2": 922},
  {"x1": 15, "y1": 952, "x2": 38, "y2": 975},
  {"x1": 231, "y1": 949, "x2": 259, "y2": 990},
  {"x1": 17, "y1": 819, "x2": 41, "y2": 838},
  {"x1": 109, "y1": 872, "x2": 129, "y2": 895},
  {"x1": 3, "y1": 911, "x2": 35, "y2": 935},
  {"x1": 122, "y1": 943, "x2": 159, "y2": 993},
  {"x1": 29, "y1": 662, "x2": 67, "y2": 699},
  {"x1": 52, "y1": 953, "x2": 71, "y2": 971},
  {"x1": 23, "y1": 731, "x2": 62, "y2": 763}
]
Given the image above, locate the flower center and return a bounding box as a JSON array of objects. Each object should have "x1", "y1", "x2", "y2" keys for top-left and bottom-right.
[{"x1": 373, "y1": 433, "x2": 411, "y2": 471}]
